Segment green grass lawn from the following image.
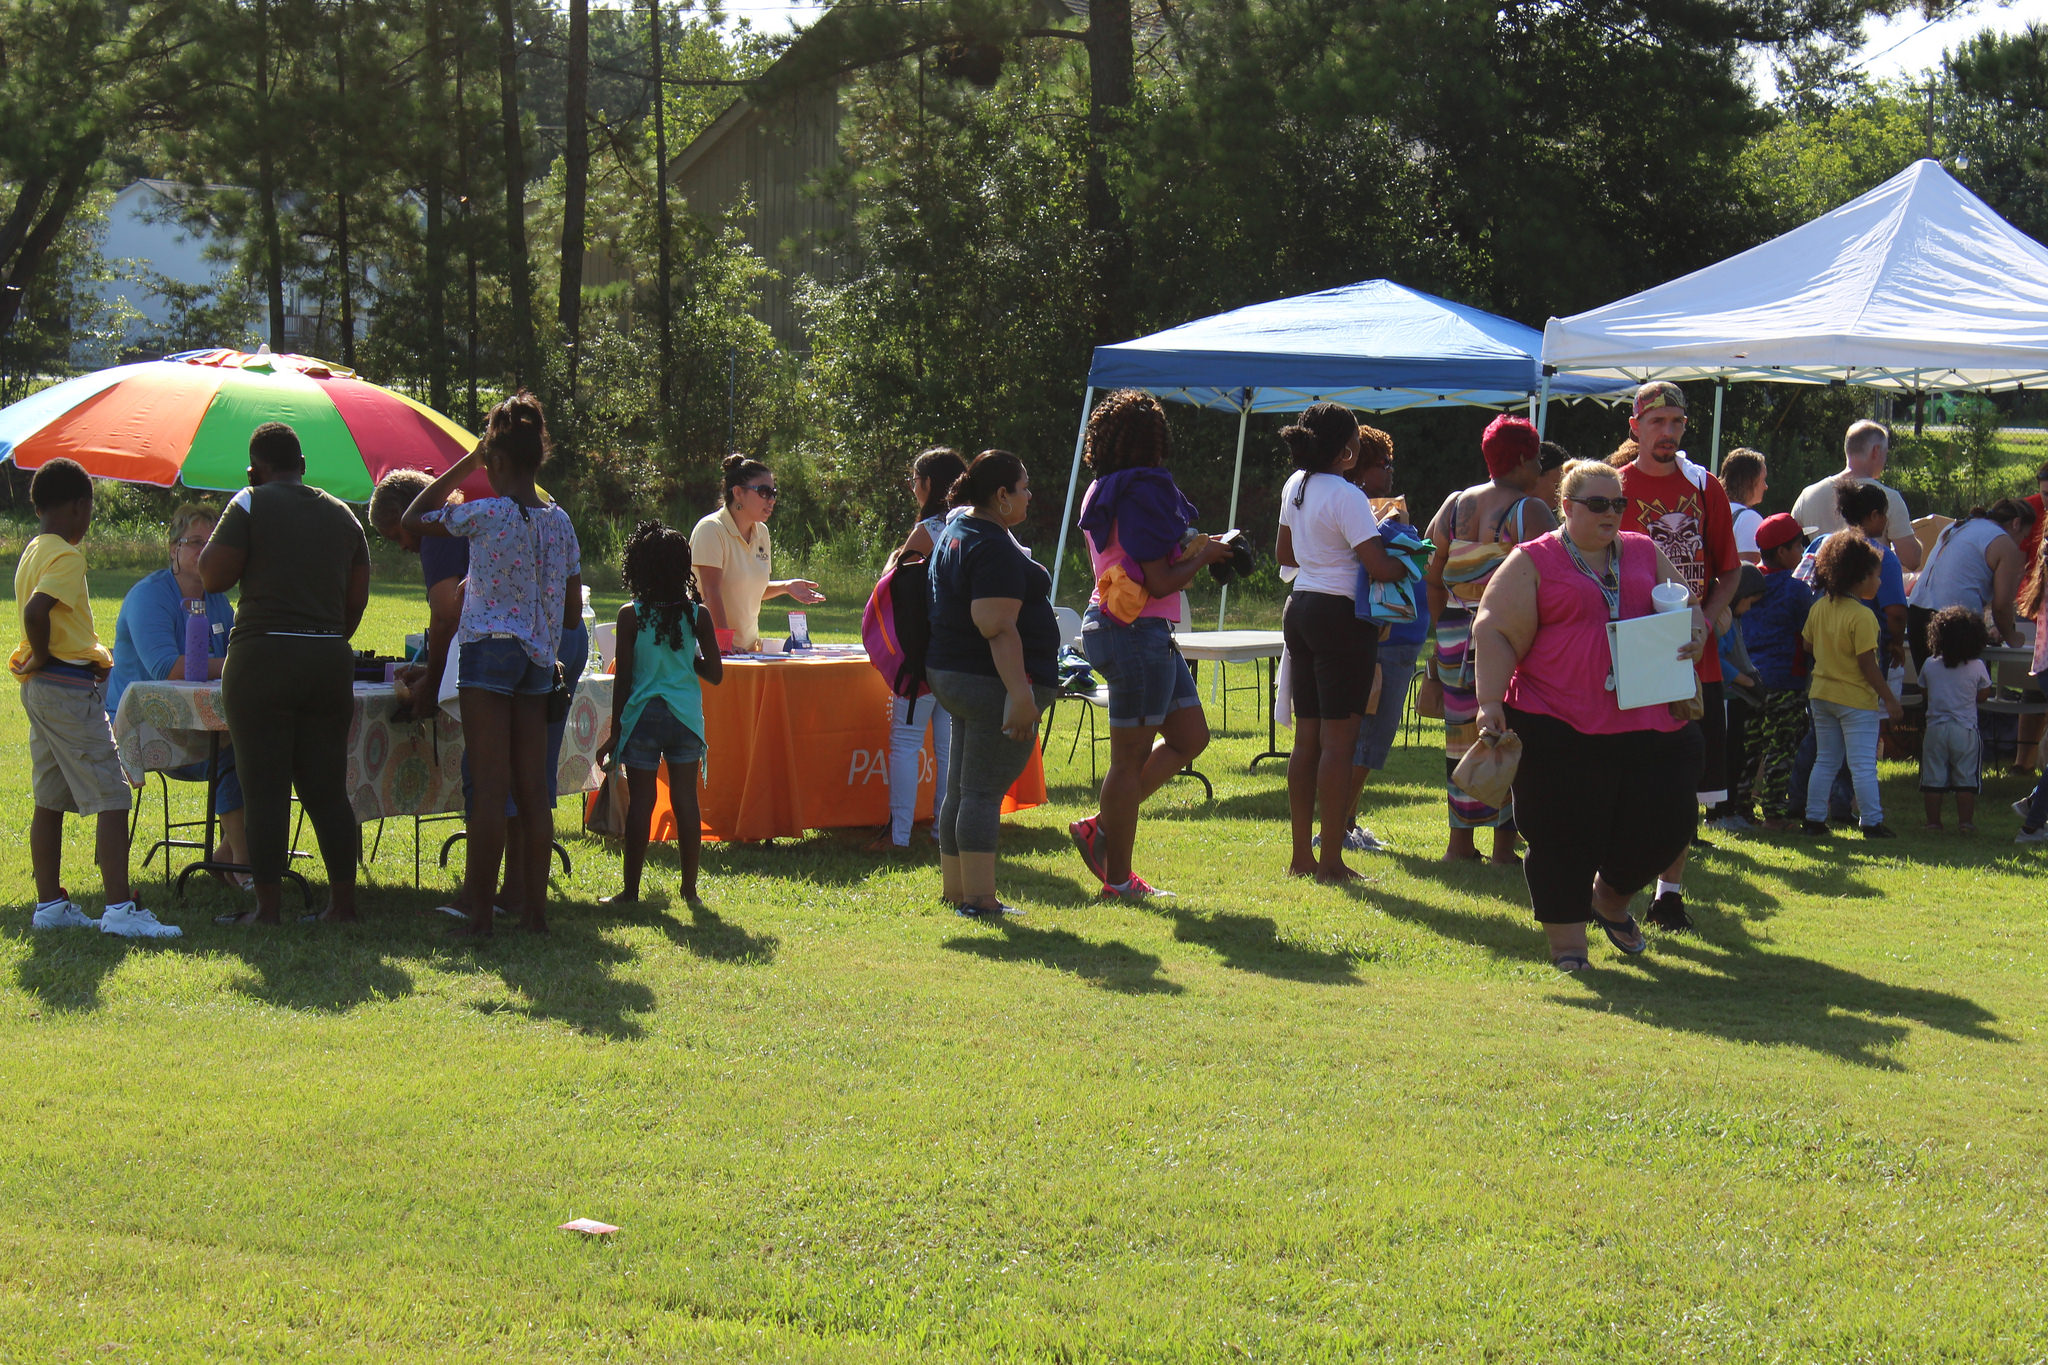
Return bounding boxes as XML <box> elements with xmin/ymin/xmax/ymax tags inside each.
<box><xmin>3</xmin><ymin>574</ymin><xmax>2046</xmax><ymax>1361</ymax></box>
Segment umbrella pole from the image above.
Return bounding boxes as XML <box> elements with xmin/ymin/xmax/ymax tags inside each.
<box><xmin>1049</xmin><ymin>386</ymin><xmax>1095</xmax><ymax>609</ymax></box>
<box><xmin>1218</xmin><ymin>396</ymin><xmax>1250</xmax><ymax>631</ymax></box>
<box><xmin>1710</xmin><ymin>379</ymin><xmax>1726</xmax><ymax>472</ymax></box>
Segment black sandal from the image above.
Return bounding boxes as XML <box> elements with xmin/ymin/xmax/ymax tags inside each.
<box><xmin>1591</xmin><ymin>909</ymin><xmax>1646</xmax><ymax>955</ymax></box>
<box><xmin>1551</xmin><ymin>953</ymin><xmax>1591</xmax><ymax>972</ymax></box>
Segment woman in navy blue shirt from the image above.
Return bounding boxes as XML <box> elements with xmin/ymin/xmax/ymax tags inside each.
<box><xmin>925</xmin><ymin>450</ymin><xmax>1060</xmax><ymax>917</ymax></box>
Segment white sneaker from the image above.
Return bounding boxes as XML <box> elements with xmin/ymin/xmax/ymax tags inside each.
<box><xmin>2014</xmin><ymin>798</ymin><xmax>2035</xmax><ymax>824</ymax></box>
<box><xmin>2016</xmin><ymin>827</ymin><xmax>2048</xmax><ymax>845</ymax></box>
<box><xmin>99</xmin><ymin>902</ymin><xmax>183</xmax><ymax>939</ymax></box>
<box><xmin>1343</xmin><ymin>826</ymin><xmax>1391</xmax><ymax>852</ymax></box>
<box><xmin>30</xmin><ymin>899</ymin><xmax>97</xmax><ymax>930</ymax></box>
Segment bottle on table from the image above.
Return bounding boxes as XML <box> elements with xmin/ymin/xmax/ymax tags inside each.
<box><xmin>183</xmin><ymin>597</ymin><xmax>210</xmax><ymax>684</ymax></box>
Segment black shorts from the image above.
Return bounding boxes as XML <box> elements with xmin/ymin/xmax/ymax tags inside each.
<box><xmin>1507</xmin><ymin>706</ymin><xmax>1704</xmax><ymax>924</ymax></box>
<box><xmin>1696</xmin><ymin>679</ymin><xmax>1726</xmax><ymax>804</ymax></box>
<box><xmin>1283</xmin><ymin>590</ymin><xmax>1378</xmax><ymax>721</ymax></box>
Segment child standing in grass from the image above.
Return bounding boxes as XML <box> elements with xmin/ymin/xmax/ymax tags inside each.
<box><xmin>1800</xmin><ymin>531</ymin><xmax>1902</xmax><ymax>840</ymax></box>
<box><xmin>11</xmin><ymin>458</ymin><xmax>179</xmax><ymax>938</ymax></box>
<box><xmin>403</xmin><ymin>393</ymin><xmax>582</xmax><ymax>937</ymax></box>
<box><xmin>1743</xmin><ymin>515</ymin><xmax>1816</xmax><ymax>829</ymax></box>
<box><xmin>1918</xmin><ymin>606</ymin><xmax>1991</xmax><ymax>833</ymax></box>
<box><xmin>595</xmin><ymin>520</ymin><xmax>723</xmax><ymax>905</ymax></box>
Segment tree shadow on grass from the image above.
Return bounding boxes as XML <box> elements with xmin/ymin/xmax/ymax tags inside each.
<box><xmin>1361</xmin><ymin>878</ymin><xmax>2009</xmax><ymax>1070</ymax></box>
<box><xmin>943</xmin><ymin>920</ymin><xmax>1183</xmax><ymax>995</ymax></box>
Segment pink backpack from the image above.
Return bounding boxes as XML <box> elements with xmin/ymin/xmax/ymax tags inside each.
<box><xmin>861</xmin><ymin>552</ymin><xmax>932</xmax><ymax>699</ymax></box>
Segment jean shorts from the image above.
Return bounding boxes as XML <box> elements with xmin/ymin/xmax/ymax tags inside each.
<box><xmin>621</xmin><ymin>697</ymin><xmax>706</xmax><ymax>771</ymax></box>
<box><xmin>1079</xmin><ymin>608</ymin><xmax>1200</xmax><ymax>728</ymax></box>
<box><xmin>458</xmin><ymin>634</ymin><xmax>553</xmax><ymax>696</ymax></box>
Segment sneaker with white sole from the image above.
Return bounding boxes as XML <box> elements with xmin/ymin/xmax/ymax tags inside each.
<box><xmin>1100</xmin><ymin>874</ymin><xmax>1175</xmax><ymax>900</ymax></box>
<box><xmin>1344</xmin><ymin>825</ymin><xmax>1391</xmax><ymax>852</ymax></box>
<box><xmin>2015</xmin><ymin>798</ymin><xmax>2038</xmax><ymax>826</ymax></box>
<box><xmin>99</xmin><ymin>902</ymin><xmax>182</xmax><ymax>939</ymax></box>
<box><xmin>2016</xmin><ymin>827</ymin><xmax>2048</xmax><ymax>845</ymax></box>
<box><xmin>30</xmin><ymin>899</ymin><xmax>97</xmax><ymax>930</ymax></box>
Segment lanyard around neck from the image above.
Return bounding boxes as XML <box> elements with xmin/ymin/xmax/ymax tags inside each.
<box><xmin>1558</xmin><ymin>530</ymin><xmax>1622</xmax><ymax>622</ymax></box>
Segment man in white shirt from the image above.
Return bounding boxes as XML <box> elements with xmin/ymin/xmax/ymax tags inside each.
<box><xmin>1789</xmin><ymin>420</ymin><xmax>1921</xmax><ymax>571</ymax></box>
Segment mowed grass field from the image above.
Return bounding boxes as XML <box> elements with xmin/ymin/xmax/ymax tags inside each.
<box><xmin>2</xmin><ymin>570</ymin><xmax>2046</xmax><ymax>1362</ymax></box>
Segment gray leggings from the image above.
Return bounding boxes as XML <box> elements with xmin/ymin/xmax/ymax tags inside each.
<box><xmin>926</xmin><ymin>667</ymin><xmax>1054</xmax><ymax>857</ymax></box>
<box><xmin>221</xmin><ymin>634</ymin><xmax>360</xmax><ymax>886</ymax></box>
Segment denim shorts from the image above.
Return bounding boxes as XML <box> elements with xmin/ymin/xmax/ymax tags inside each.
<box><xmin>621</xmin><ymin>697</ymin><xmax>706</xmax><ymax>771</ymax></box>
<box><xmin>1079</xmin><ymin>608</ymin><xmax>1199</xmax><ymax>728</ymax></box>
<box><xmin>458</xmin><ymin>634</ymin><xmax>553</xmax><ymax>696</ymax></box>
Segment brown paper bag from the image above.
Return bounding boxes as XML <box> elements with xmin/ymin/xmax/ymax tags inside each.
<box><xmin>1414</xmin><ymin>666</ymin><xmax>1444</xmax><ymax>720</ymax></box>
<box><xmin>1451</xmin><ymin>729</ymin><xmax>1522</xmax><ymax>809</ymax></box>
<box><xmin>586</xmin><ymin>766</ymin><xmax>632</xmax><ymax>839</ymax></box>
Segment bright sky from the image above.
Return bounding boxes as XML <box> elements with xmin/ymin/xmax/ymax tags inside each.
<box><xmin>714</xmin><ymin>0</ymin><xmax>2048</xmax><ymax>86</ymax></box>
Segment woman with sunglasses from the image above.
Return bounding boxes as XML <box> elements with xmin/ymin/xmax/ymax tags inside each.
<box><xmin>690</xmin><ymin>454</ymin><xmax>826</xmax><ymax>653</ymax></box>
<box><xmin>1470</xmin><ymin>460</ymin><xmax>1705</xmax><ymax>971</ymax></box>
<box><xmin>106</xmin><ymin>502</ymin><xmax>248</xmax><ymax>878</ymax></box>
<box><xmin>1422</xmin><ymin>415</ymin><xmax>1554</xmax><ymax>866</ymax></box>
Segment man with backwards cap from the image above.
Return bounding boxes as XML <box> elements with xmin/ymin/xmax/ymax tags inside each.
<box><xmin>1612</xmin><ymin>381</ymin><xmax>1742</xmax><ymax>931</ymax></box>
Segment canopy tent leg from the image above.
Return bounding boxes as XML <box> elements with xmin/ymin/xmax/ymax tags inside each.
<box><xmin>1217</xmin><ymin>397</ymin><xmax>1251</xmax><ymax>630</ymax></box>
<box><xmin>1709</xmin><ymin>380</ymin><xmax>1726</xmax><ymax>472</ymax></box>
<box><xmin>1535</xmin><ymin>369</ymin><xmax>1553</xmax><ymax>439</ymax></box>
<box><xmin>1048</xmin><ymin>386</ymin><xmax>1095</xmax><ymax>609</ymax></box>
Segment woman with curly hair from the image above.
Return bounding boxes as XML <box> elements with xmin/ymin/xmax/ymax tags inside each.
<box><xmin>1066</xmin><ymin>390</ymin><xmax>1234</xmax><ymax>898</ymax></box>
<box><xmin>595</xmin><ymin>520</ymin><xmax>724</xmax><ymax>904</ymax></box>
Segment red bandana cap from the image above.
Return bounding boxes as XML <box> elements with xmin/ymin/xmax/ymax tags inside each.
<box><xmin>1481</xmin><ymin>414</ymin><xmax>1541</xmax><ymax>478</ymax></box>
<box><xmin>1633</xmin><ymin>381</ymin><xmax>1687</xmax><ymax>417</ymax></box>
<box><xmin>1754</xmin><ymin>512</ymin><xmax>1806</xmax><ymax>554</ymax></box>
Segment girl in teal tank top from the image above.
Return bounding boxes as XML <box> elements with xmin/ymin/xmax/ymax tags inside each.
<box><xmin>596</xmin><ymin>521</ymin><xmax>724</xmax><ymax>903</ymax></box>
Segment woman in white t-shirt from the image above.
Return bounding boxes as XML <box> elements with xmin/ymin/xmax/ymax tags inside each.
<box><xmin>1276</xmin><ymin>402</ymin><xmax>1406</xmax><ymax>883</ymax></box>
<box><xmin>1722</xmin><ymin>448</ymin><xmax>1767</xmax><ymax>564</ymax></box>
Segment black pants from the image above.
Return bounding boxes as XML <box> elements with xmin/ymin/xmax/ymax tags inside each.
<box><xmin>1695</xmin><ymin>679</ymin><xmax>1727</xmax><ymax>805</ymax></box>
<box><xmin>222</xmin><ymin>634</ymin><xmax>360</xmax><ymax>886</ymax></box>
<box><xmin>1715</xmin><ymin>691</ymin><xmax>1756</xmax><ymax>816</ymax></box>
<box><xmin>1282</xmin><ymin>590</ymin><xmax>1378</xmax><ymax>720</ymax></box>
<box><xmin>1508</xmin><ymin>706</ymin><xmax>1703</xmax><ymax>924</ymax></box>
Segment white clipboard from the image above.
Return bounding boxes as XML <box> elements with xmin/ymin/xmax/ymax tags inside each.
<box><xmin>1606</xmin><ymin>611</ymin><xmax>1695</xmax><ymax>709</ymax></box>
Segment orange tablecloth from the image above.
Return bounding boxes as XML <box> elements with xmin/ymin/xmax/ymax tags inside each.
<box><xmin>626</xmin><ymin>653</ymin><xmax>1046</xmax><ymax>843</ymax></box>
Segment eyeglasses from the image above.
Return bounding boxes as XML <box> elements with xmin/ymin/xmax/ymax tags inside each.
<box><xmin>747</xmin><ymin>484</ymin><xmax>779</xmax><ymax>499</ymax></box>
<box><xmin>1568</xmin><ymin>496</ymin><xmax>1629</xmax><ymax>515</ymax></box>
<box><xmin>172</xmin><ymin>537</ymin><xmax>208</xmax><ymax>548</ymax></box>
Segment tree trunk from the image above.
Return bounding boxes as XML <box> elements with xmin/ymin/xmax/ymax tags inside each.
<box><xmin>0</xmin><ymin>160</ymin><xmax>95</xmax><ymax>337</ymax></box>
<box><xmin>1084</xmin><ymin>0</ymin><xmax>1134</xmax><ymax>347</ymax></box>
<box><xmin>495</xmin><ymin>0</ymin><xmax>537</xmax><ymax>386</ymax></box>
<box><xmin>335</xmin><ymin>0</ymin><xmax>355</xmax><ymax>368</ymax></box>
<box><xmin>423</xmin><ymin>0</ymin><xmax>450</xmax><ymax>413</ymax></box>
<box><xmin>560</xmin><ymin>0</ymin><xmax>588</xmax><ymax>397</ymax></box>
<box><xmin>256</xmin><ymin>0</ymin><xmax>286</xmax><ymax>350</ymax></box>
<box><xmin>0</xmin><ymin>176</ymin><xmax>53</xmax><ymax>281</ymax></box>
<box><xmin>649</xmin><ymin>0</ymin><xmax>673</xmax><ymax>421</ymax></box>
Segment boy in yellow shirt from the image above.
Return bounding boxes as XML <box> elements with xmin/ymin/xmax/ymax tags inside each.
<box><xmin>11</xmin><ymin>459</ymin><xmax>180</xmax><ymax>937</ymax></box>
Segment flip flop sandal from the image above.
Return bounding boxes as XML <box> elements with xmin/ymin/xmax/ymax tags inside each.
<box><xmin>1591</xmin><ymin>910</ymin><xmax>1647</xmax><ymax>955</ymax></box>
<box><xmin>1551</xmin><ymin>953</ymin><xmax>1591</xmax><ymax>972</ymax></box>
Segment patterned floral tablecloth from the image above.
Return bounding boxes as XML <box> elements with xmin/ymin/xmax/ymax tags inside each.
<box><xmin>113</xmin><ymin>678</ymin><xmax>614</xmax><ymax>823</ymax></box>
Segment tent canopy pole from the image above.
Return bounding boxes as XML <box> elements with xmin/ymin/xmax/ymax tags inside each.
<box><xmin>1048</xmin><ymin>386</ymin><xmax>1096</xmax><ymax>608</ymax></box>
<box><xmin>1709</xmin><ymin>379</ymin><xmax>1727</xmax><ymax>471</ymax></box>
<box><xmin>1218</xmin><ymin>394</ymin><xmax>1251</xmax><ymax>629</ymax></box>
<box><xmin>1536</xmin><ymin>367</ymin><xmax>1553</xmax><ymax>438</ymax></box>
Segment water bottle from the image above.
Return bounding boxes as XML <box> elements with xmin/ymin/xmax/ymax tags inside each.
<box><xmin>580</xmin><ymin>585</ymin><xmax>598</xmax><ymax>666</ymax></box>
<box><xmin>183</xmin><ymin>598</ymin><xmax>210</xmax><ymax>683</ymax></box>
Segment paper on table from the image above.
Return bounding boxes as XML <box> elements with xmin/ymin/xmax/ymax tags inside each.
<box><xmin>1606</xmin><ymin>611</ymin><xmax>1695</xmax><ymax>710</ymax></box>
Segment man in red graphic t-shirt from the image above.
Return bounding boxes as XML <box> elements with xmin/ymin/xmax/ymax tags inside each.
<box><xmin>1612</xmin><ymin>381</ymin><xmax>1741</xmax><ymax>933</ymax></box>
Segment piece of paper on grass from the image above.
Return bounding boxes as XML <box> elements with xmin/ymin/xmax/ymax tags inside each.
<box><xmin>559</xmin><ymin>1217</ymin><xmax>619</xmax><ymax>1235</ymax></box>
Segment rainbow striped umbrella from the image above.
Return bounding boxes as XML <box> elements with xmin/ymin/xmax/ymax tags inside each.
<box><xmin>0</xmin><ymin>347</ymin><xmax>490</xmax><ymax>503</ymax></box>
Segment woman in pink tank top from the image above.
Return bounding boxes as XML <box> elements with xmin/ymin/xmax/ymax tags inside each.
<box><xmin>1470</xmin><ymin>460</ymin><xmax>1708</xmax><ymax>971</ymax></box>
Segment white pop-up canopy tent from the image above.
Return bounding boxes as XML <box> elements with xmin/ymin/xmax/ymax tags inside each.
<box><xmin>1539</xmin><ymin>159</ymin><xmax>2048</xmax><ymax>462</ymax></box>
<box><xmin>1051</xmin><ymin>279</ymin><xmax>1622</xmax><ymax>609</ymax></box>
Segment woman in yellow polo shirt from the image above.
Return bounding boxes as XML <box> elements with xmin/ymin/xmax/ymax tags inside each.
<box><xmin>689</xmin><ymin>455</ymin><xmax>825</xmax><ymax>651</ymax></box>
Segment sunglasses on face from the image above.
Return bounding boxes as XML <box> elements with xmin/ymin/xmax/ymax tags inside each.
<box><xmin>747</xmin><ymin>484</ymin><xmax>779</xmax><ymax>499</ymax></box>
<box><xmin>1569</xmin><ymin>496</ymin><xmax>1629</xmax><ymax>515</ymax></box>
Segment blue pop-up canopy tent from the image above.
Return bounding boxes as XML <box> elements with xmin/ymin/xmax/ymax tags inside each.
<box><xmin>1051</xmin><ymin>279</ymin><xmax>1625</xmax><ymax>609</ymax></box>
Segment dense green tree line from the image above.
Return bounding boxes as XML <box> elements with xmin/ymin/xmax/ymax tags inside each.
<box><xmin>4</xmin><ymin>0</ymin><xmax>2045</xmax><ymax>543</ymax></box>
